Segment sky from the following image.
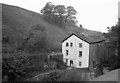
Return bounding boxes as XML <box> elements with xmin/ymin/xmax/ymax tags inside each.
<box><xmin>1</xmin><ymin>0</ymin><xmax>120</xmax><ymax>32</ymax></box>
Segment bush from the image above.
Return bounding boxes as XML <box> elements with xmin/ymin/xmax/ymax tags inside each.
<box><xmin>2</xmin><ymin>54</ymin><xmax>32</xmax><ymax>81</ymax></box>
<box><xmin>101</xmin><ymin>55</ymin><xmax>120</xmax><ymax>71</ymax></box>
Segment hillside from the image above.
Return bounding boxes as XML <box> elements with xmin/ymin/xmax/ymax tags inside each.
<box><xmin>2</xmin><ymin>4</ymin><xmax>105</xmax><ymax>55</ymax></box>
<box><xmin>2</xmin><ymin>4</ymin><xmax>69</xmax><ymax>54</ymax></box>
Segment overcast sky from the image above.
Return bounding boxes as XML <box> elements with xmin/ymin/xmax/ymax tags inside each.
<box><xmin>1</xmin><ymin>0</ymin><xmax>119</xmax><ymax>32</ymax></box>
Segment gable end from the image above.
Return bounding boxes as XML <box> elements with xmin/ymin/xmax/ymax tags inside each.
<box><xmin>61</xmin><ymin>33</ymin><xmax>90</xmax><ymax>44</ymax></box>
<box><xmin>62</xmin><ymin>33</ymin><xmax>105</xmax><ymax>44</ymax></box>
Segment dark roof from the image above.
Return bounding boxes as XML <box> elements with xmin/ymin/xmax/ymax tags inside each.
<box><xmin>62</xmin><ymin>33</ymin><xmax>106</xmax><ymax>44</ymax></box>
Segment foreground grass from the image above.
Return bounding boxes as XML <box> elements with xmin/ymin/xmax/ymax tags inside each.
<box><xmin>27</xmin><ymin>68</ymin><xmax>90</xmax><ymax>81</ymax></box>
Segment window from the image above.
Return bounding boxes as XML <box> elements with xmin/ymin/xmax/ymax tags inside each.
<box><xmin>79</xmin><ymin>61</ymin><xmax>82</xmax><ymax>66</ymax></box>
<box><xmin>70</xmin><ymin>60</ymin><xmax>73</xmax><ymax>66</ymax></box>
<box><xmin>70</xmin><ymin>43</ymin><xmax>73</xmax><ymax>47</ymax></box>
<box><xmin>66</xmin><ymin>50</ymin><xmax>69</xmax><ymax>55</ymax></box>
<box><xmin>93</xmin><ymin>61</ymin><xmax>96</xmax><ymax>68</ymax></box>
<box><xmin>66</xmin><ymin>59</ymin><xmax>68</xmax><ymax>64</ymax></box>
<box><xmin>79</xmin><ymin>43</ymin><xmax>82</xmax><ymax>47</ymax></box>
<box><xmin>66</xmin><ymin>42</ymin><xmax>69</xmax><ymax>47</ymax></box>
<box><xmin>79</xmin><ymin>51</ymin><xmax>82</xmax><ymax>57</ymax></box>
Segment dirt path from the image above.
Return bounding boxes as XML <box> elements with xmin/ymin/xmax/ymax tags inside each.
<box><xmin>26</xmin><ymin>69</ymin><xmax>59</xmax><ymax>81</ymax></box>
<box><xmin>32</xmin><ymin>70</ymin><xmax>56</xmax><ymax>78</ymax></box>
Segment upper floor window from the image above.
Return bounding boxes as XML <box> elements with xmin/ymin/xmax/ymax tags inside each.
<box><xmin>79</xmin><ymin>43</ymin><xmax>82</xmax><ymax>47</ymax></box>
<box><xmin>70</xmin><ymin>43</ymin><xmax>73</xmax><ymax>47</ymax></box>
<box><xmin>79</xmin><ymin>51</ymin><xmax>82</xmax><ymax>57</ymax></box>
<box><xmin>66</xmin><ymin>42</ymin><xmax>69</xmax><ymax>47</ymax></box>
<box><xmin>79</xmin><ymin>61</ymin><xmax>82</xmax><ymax>66</ymax></box>
<box><xmin>66</xmin><ymin>50</ymin><xmax>69</xmax><ymax>55</ymax></box>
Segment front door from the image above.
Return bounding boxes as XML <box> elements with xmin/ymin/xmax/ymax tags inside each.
<box><xmin>70</xmin><ymin>60</ymin><xmax>73</xmax><ymax>66</ymax></box>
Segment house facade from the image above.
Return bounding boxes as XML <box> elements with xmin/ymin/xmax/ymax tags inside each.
<box><xmin>62</xmin><ymin>33</ymin><xmax>106</xmax><ymax>71</ymax></box>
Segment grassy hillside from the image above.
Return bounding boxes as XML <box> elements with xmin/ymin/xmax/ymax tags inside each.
<box><xmin>2</xmin><ymin>4</ymin><xmax>69</xmax><ymax>54</ymax></box>
<box><xmin>2</xmin><ymin>4</ymin><xmax>105</xmax><ymax>55</ymax></box>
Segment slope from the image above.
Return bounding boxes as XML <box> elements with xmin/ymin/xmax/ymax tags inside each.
<box><xmin>2</xmin><ymin>3</ymin><xmax>105</xmax><ymax>55</ymax></box>
<box><xmin>2</xmin><ymin>4</ymin><xmax>68</xmax><ymax>53</ymax></box>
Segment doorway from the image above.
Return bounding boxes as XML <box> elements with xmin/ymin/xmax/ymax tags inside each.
<box><xmin>70</xmin><ymin>60</ymin><xmax>73</xmax><ymax>66</ymax></box>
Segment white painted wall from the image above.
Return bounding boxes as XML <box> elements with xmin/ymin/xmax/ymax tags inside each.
<box><xmin>62</xmin><ymin>35</ymin><xmax>76</xmax><ymax>66</ymax></box>
<box><xmin>62</xmin><ymin>34</ymin><xmax>89</xmax><ymax>68</ymax></box>
<box><xmin>75</xmin><ymin>36</ymin><xmax>89</xmax><ymax>68</ymax></box>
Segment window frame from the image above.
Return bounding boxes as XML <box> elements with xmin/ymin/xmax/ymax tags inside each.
<box><xmin>79</xmin><ymin>43</ymin><xmax>82</xmax><ymax>48</ymax></box>
<box><xmin>79</xmin><ymin>61</ymin><xmax>82</xmax><ymax>66</ymax></box>
<box><xmin>93</xmin><ymin>61</ymin><xmax>96</xmax><ymax>68</ymax></box>
<box><xmin>70</xmin><ymin>42</ymin><xmax>73</xmax><ymax>47</ymax></box>
<box><xmin>66</xmin><ymin>50</ymin><xmax>69</xmax><ymax>55</ymax></box>
<box><xmin>79</xmin><ymin>51</ymin><xmax>82</xmax><ymax>57</ymax></box>
<box><xmin>66</xmin><ymin>59</ymin><xmax>68</xmax><ymax>64</ymax></box>
<box><xmin>66</xmin><ymin>42</ymin><xmax>69</xmax><ymax>47</ymax></box>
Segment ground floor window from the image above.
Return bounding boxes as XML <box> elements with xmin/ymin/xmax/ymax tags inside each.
<box><xmin>66</xmin><ymin>50</ymin><xmax>69</xmax><ymax>55</ymax></box>
<box><xmin>65</xmin><ymin>59</ymin><xmax>68</xmax><ymax>64</ymax></box>
<box><xmin>93</xmin><ymin>61</ymin><xmax>96</xmax><ymax>68</ymax></box>
<box><xmin>79</xmin><ymin>61</ymin><xmax>82</xmax><ymax>66</ymax></box>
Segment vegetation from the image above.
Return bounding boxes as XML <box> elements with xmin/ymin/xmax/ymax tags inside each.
<box><xmin>2</xmin><ymin>4</ymin><xmax>68</xmax><ymax>81</ymax></box>
<box><xmin>2</xmin><ymin>31</ymin><xmax>34</xmax><ymax>81</ymax></box>
<box><xmin>41</xmin><ymin>2</ymin><xmax>78</xmax><ymax>28</ymax></box>
<box><xmin>2</xmin><ymin>4</ymin><xmax>68</xmax><ymax>54</ymax></box>
<box><xmin>2</xmin><ymin>55</ymin><xmax>31</xmax><ymax>81</ymax></box>
<box><xmin>2</xmin><ymin>3</ymin><xmax>109</xmax><ymax>81</ymax></box>
<box><xmin>29</xmin><ymin>68</ymin><xmax>90</xmax><ymax>81</ymax></box>
<box><xmin>102</xmin><ymin>20</ymin><xmax>120</xmax><ymax>70</ymax></box>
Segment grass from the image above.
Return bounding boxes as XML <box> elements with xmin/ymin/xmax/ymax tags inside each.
<box><xmin>2</xmin><ymin>3</ymin><xmax>68</xmax><ymax>53</ymax></box>
<box><xmin>27</xmin><ymin>68</ymin><xmax>91</xmax><ymax>81</ymax></box>
<box><xmin>2</xmin><ymin>3</ymin><xmax>105</xmax><ymax>54</ymax></box>
<box><xmin>60</xmin><ymin>68</ymin><xmax>92</xmax><ymax>81</ymax></box>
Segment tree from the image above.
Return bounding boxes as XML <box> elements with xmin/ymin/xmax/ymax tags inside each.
<box><xmin>41</xmin><ymin>2</ymin><xmax>55</xmax><ymax>21</ymax></box>
<box><xmin>107</xmin><ymin>24</ymin><xmax>119</xmax><ymax>55</ymax></box>
<box><xmin>102</xmin><ymin>21</ymin><xmax>120</xmax><ymax>70</ymax></box>
<box><xmin>79</xmin><ymin>24</ymin><xmax>83</xmax><ymax>28</ymax></box>
<box><xmin>2</xmin><ymin>31</ymin><xmax>34</xmax><ymax>81</ymax></box>
<box><xmin>54</xmin><ymin>5</ymin><xmax>66</xmax><ymax>26</ymax></box>
<box><xmin>63</xmin><ymin>6</ymin><xmax>77</xmax><ymax>27</ymax></box>
<box><xmin>41</xmin><ymin>2</ymin><xmax>78</xmax><ymax>28</ymax></box>
<box><xmin>2</xmin><ymin>55</ymin><xmax>31</xmax><ymax>81</ymax></box>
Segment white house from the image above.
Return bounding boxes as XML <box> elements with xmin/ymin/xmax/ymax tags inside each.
<box><xmin>62</xmin><ymin>33</ymin><xmax>106</xmax><ymax>70</ymax></box>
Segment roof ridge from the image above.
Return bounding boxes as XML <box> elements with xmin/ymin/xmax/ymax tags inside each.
<box><xmin>62</xmin><ymin>32</ymin><xmax>105</xmax><ymax>43</ymax></box>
